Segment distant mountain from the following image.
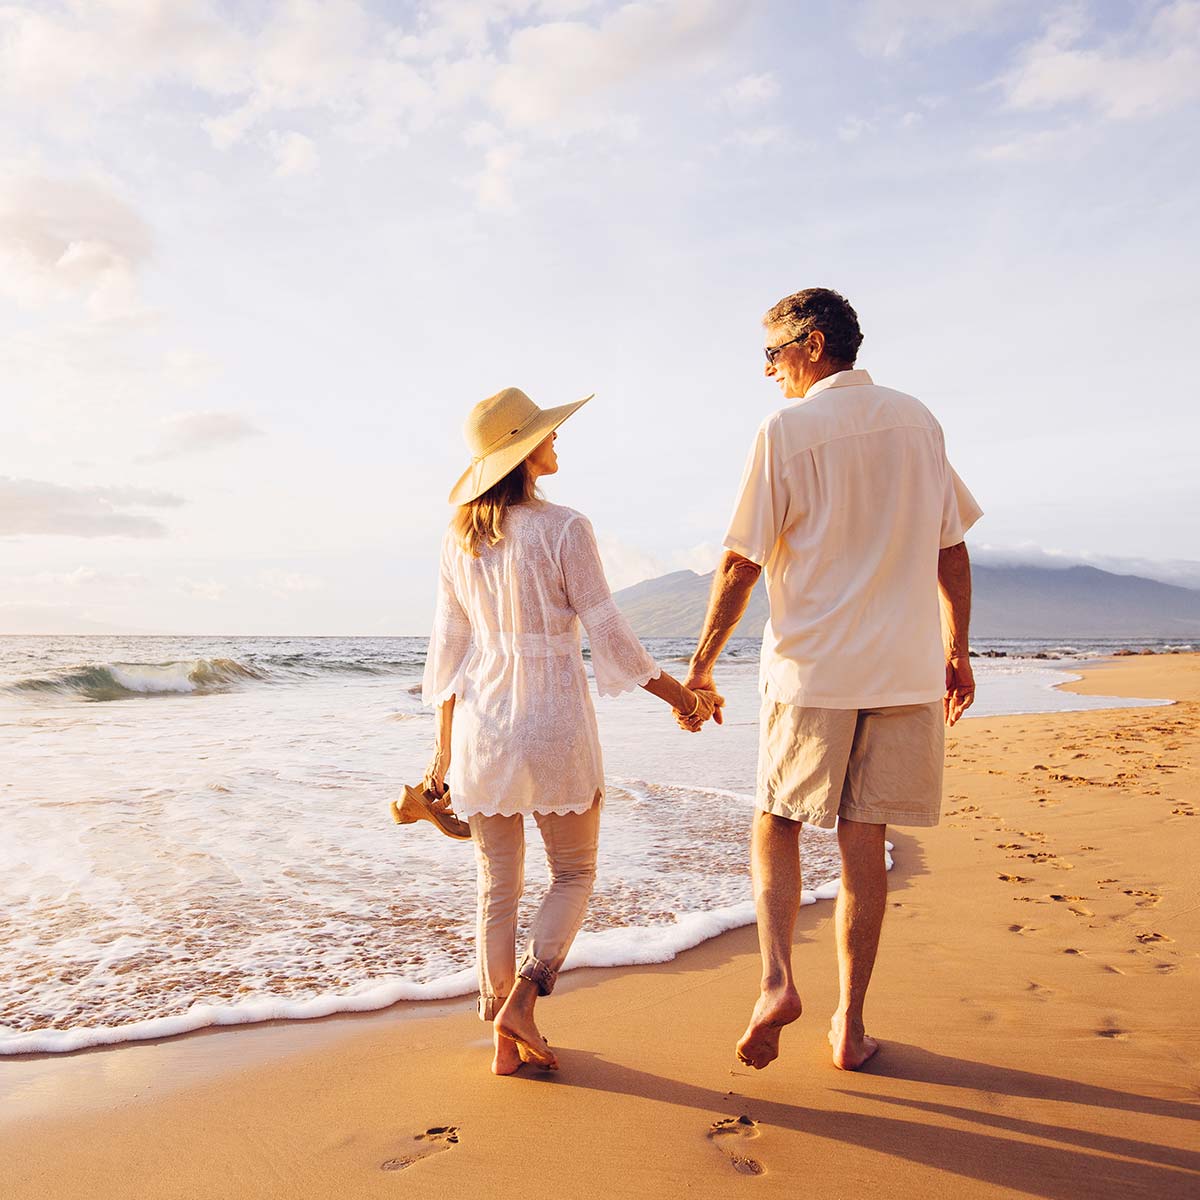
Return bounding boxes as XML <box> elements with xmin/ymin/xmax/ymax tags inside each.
<box><xmin>613</xmin><ymin>563</ymin><xmax>1200</xmax><ymax>640</ymax></box>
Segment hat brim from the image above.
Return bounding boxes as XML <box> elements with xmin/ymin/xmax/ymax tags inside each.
<box><xmin>448</xmin><ymin>394</ymin><xmax>593</xmax><ymax>505</ymax></box>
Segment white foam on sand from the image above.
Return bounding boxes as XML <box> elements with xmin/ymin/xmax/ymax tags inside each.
<box><xmin>0</xmin><ymin>842</ymin><xmax>893</xmax><ymax>1056</ymax></box>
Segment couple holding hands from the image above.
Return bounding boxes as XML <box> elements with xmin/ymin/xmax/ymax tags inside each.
<box><xmin>415</xmin><ymin>287</ymin><xmax>981</xmax><ymax>1076</ymax></box>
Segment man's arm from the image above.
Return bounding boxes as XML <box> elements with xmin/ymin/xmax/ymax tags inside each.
<box><xmin>938</xmin><ymin>541</ymin><xmax>974</xmax><ymax>726</ymax></box>
<box><xmin>684</xmin><ymin>550</ymin><xmax>763</xmax><ymax>710</ymax></box>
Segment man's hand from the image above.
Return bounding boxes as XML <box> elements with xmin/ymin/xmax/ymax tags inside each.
<box><xmin>944</xmin><ymin>654</ymin><xmax>975</xmax><ymax>727</ymax></box>
<box><xmin>676</xmin><ymin>551</ymin><xmax>760</xmax><ymax>730</ymax></box>
<box><xmin>675</xmin><ymin>674</ymin><xmax>725</xmax><ymax>732</ymax></box>
<box><xmin>422</xmin><ymin>745</ymin><xmax>451</xmax><ymax>796</ymax></box>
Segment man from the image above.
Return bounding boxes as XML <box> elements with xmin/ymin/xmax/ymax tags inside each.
<box><xmin>682</xmin><ymin>287</ymin><xmax>980</xmax><ymax>1071</ymax></box>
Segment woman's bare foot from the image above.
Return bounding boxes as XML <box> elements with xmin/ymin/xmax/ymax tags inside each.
<box><xmin>736</xmin><ymin>985</ymin><xmax>803</xmax><ymax>1069</ymax></box>
<box><xmin>828</xmin><ymin>1011</ymin><xmax>879</xmax><ymax>1070</ymax></box>
<box><xmin>495</xmin><ymin>987</ymin><xmax>558</xmax><ymax>1070</ymax></box>
<box><xmin>491</xmin><ymin>1029</ymin><xmax>522</xmax><ymax>1076</ymax></box>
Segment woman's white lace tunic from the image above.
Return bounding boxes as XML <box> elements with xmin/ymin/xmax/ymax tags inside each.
<box><xmin>421</xmin><ymin>502</ymin><xmax>661</xmax><ymax>818</ymax></box>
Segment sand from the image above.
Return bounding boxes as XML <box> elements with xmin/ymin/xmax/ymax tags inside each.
<box><xmin>2</xmin><ymin>654</ymin><xmax>1197</xmax><ymax>1198</ymax></box>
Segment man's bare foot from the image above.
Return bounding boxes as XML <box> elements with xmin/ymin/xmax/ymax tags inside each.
<box><xmin>491</xmin><ymin>1030</ymin><xmax>522</xmax><ymax>1076</ymax></box>
<box><xmin>494</xmin><ymin>1008</ymin><xmax>558</xmax><ymax>1070</ymax></box>
<box><xmin>828</xmin><ymin>1012</ymin><xmax>879</xmax><ymax>1070</ymax></box>
<box><xmin>736</xmin><ymin>985</ymin><xmax>803</xmax><ymax>1069</ymax></box>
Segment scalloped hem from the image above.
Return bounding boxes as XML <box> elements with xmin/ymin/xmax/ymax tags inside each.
<box><xmin>456</xmin><ymin>795</ymin><xmax>604</xmax><ymax>819</ymax></box>
<box><xmin>594</xmin><ymin>663</ymin><xmax>662</xmax><ymax>699</ymax></box>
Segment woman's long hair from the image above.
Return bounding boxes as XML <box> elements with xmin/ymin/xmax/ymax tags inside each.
<box><xmin>454</xmin><ymin>460</ymin><xmax>539</xmax><ymax>557</ymax></box>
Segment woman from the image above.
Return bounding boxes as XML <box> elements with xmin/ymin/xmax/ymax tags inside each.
<box><xmin>421</xmin><ymin>386</ymin><xmax>719</xmax><ymax>1075</ymax></box>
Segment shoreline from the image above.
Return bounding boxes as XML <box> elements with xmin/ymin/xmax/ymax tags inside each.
<box><xmin>0</xmin><ymin>659</ymin><xmax>1188</xmax><ymax>1072</ymax></box>
<box><xmin>0</xmin><ymin>655</ymin><xmax>1167</xmax><ymax>1058</ymax></box>
<box><xmin>2</xmin><ymin>653</ymin><xmax>1198</xmax><ymax>1198</ymax></box>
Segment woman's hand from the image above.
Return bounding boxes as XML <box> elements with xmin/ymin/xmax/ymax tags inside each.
<box><xmin>674</xmin><ymin>687</ymin><xmax>724</xmax><ymax>733</ymax></box>
<box><xmin>423</xmin><ymin>745</ymin><xmax>451</xmax><ymax>797</ymax></box>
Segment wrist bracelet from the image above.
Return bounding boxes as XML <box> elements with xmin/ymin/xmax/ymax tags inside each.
<box><xmin>684</xmin><ymin>690</ymin><xmax>701</xmax><ymax>718</ymax></box>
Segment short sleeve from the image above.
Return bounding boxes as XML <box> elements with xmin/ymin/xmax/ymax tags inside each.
<box><xmin>723</xmin><ymin>417</ymin><xmax>789</xmax><ymax>566</ymax></box>
<box><xmin>421</xmin><ymin>532</ymin><xmax>473</xmax><ymax>705</ymax></box>
<box><xmin>559</xmin><ymin>515</ymin><xmax>661</xmax><ymax>698</ymax></box>
<box><xmin>940</xmin><ymin>463</ymin><xmax>983</xmax><ymax>548</ymax></box>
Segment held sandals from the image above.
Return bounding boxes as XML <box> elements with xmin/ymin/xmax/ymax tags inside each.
<box><xmin>391</xmin><ymin>783</ymin><xmax>472</xmax><ymax>841</ymax></box>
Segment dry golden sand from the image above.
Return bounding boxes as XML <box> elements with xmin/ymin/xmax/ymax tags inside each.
<box><xmin>2</xmin><ymin>655</ymin><xmax>1198</xmax><ymax>1199</ymax></box>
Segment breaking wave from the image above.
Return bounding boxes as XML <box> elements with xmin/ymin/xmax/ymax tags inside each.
<box><xmin>6</xmin><ymin>658</ymin><xmax>269</xmax><ymax>701</ymax></box>
<box><xmin>3</xmin><ymin>644</ymin><xmax>434</xmax><ymax>703</ymax></box>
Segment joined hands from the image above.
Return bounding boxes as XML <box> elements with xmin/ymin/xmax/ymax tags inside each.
<box><xmin>674</xmin><ymin>673</ymin><xmax>725</xmax><ymax>733</ymax></box>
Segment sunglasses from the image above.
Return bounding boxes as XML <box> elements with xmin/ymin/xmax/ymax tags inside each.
<box><xmin>764</xmin><ymin>332</ymin><xmax>808</xmax><ymax>364</ymax></box>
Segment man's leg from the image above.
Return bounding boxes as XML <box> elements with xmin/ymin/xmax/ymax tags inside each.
<box><xmin>829</xmin><ymin>816</ymin><xmax>887</xmax><ymax>1070</ymax></box>
<box><xmin>736</xmin><ymin>809</ymin><xmax>805</xmax><ymax>1069</ymax></box>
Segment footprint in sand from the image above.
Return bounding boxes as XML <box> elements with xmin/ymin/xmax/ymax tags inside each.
<box><xmin>381</xmin><ymin>1127</ymin><xmax>460</xmax><ymax>1172</ymax></box>
<box><xmin>1027</xmin><ymin>981</ymin><xmax>1053</xmax><ymax>1000</ymax></box>
<box><xmin>1009</xmin><ymin>923</ymin><xmax>1037</xmax><ymax>934</ymax></box>
<box><xmin>1123</xmin><ymin>888</ymin><xmax>1161</xmax><ymax>907</ymax></box>
<box><xmin>1049</xmin><ymin>894</ymin><xmax>1094</xmax><ymax>917</ymax></box>
<box><xmin>708</xmin><ymin>1116</ymin><xmax>766</xmax><ymax>1176</ymax></box>
<box><xmin>1096</xmin><ymin>1022</ymin><xmax>1129</xmax><ymax>1040</ymax></box>
<box><xmin>1135</xmin><ymin>931</ymin><xmax>1172</xmax><ymax>944</ymax></box>
<box><xmin>1026</xmin><ymin>852</ymin><xmax>1073</xmax><ymax>869</ymax></box>
<box><xmin>998</xmin><ymin>873</ymin><xmax>1033</xmax><ymax>883</ymax></box>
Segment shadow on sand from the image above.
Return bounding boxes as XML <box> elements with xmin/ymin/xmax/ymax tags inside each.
<box><xmin>536</xmin><ymin>1042</ymin><xmax>1199</xmax><ymax>1199</ymax></box>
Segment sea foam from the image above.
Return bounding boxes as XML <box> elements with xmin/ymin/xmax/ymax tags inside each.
<box><xmin>0</xmin><ymin>633</ymin><xmax>1167</xmax><ymax>1057</ymax></box>
<box><xmin>0</xmin><ymin>842</ymin><xmax>894</xmax><ymax>1056</ymax></box>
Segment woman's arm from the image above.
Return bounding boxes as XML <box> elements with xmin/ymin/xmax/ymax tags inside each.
<box><xmin>423</xmin><ymin>695</ymin><xmax>455</xmax><ymax>796</ymax></box>
<box><xmin>641</xmin><ymin>670</ymin><xmax>722</xmax><ymax>727</ymax></box>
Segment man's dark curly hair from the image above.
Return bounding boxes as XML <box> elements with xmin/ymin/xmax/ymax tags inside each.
<box><xmin>763</xmin><ymin>287</ymin><xmax>863</xmax><ymax>366</ymax></box>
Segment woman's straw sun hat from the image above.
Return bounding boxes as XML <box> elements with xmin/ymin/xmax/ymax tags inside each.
<box><xmin>449</xmin><ymin>386</ymin><xmax>592</xmax><ymax>505</ymax></box>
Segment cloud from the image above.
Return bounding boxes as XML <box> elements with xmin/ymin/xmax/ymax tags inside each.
<box><xmin>974</xmin><ymin>543</ymin><xmax>1200</xmax><ymax>591</ymax></box>
<box><xmin>0</xmin><ymin>174</ymin><xmax>153</xmax><ymax>319</ymax></box>
<box><xmin>1</xmin><ymin>1</ymin><xmax>750</xmax><ymax>208</ymax></box>
<box><xmin>0</xmin><ymin>0</ymin><xmax>246</xmax><ymax>109</ymax></box>
<box><xmin>473</xmin><ymin>143</ymin><xmax>522</xmax><ymax>213</ymax></box>
<box><xmin>837</xmin><ymin>116</ymin><xmax>875</xmax><ymax>142</ymax></box>
<box><xmin>0</xmin><ymin>602</ymin><xmax>143</xmax><ymax>635</ymax></box>
<box><xmin>602</xmin><ymin>536</ymin><xmax>1200</xmax><ymax>596</ymax></box>
<box><xmin>0</xmin><ymin>478</ymin><xmax>183</xmax><ymax>538</ymax></box>
<box><xmin>597</xmin><ymin>536</ymin><xmax>723</xmax><ymax>591</ymax></box>
<box><xmin>1001</xmin><ymin>2</ymin><xmax>1200</xmax><ymax>119</ymax></box>
<box><xmin>854</xmin><ymin>0</ymin><xmax>1018</xmax><ymax>57</ymax></box>
<box><xmin>268</xmin><ymin>130</ymin><xmax>320</xmax><ymax>176</ymax></box>
<box><xmin>492</xmin><ymin>1</ymin><xmax>744</xmax><ymax>133</ymax></box>
<box><xmin>256</xmin><ymin>569</ymin><xmax>325</xmax><ymax>595</ymax></box>
<box><xmin>976</xmin><ymin>124</ymin><xmax>1083</xmax><ymax>162</ymax></box>
<box><xmin>141</xmin><ymin>411</ymin><xmax>264</xmax><ymax>462</ymax></box>
<box><xmin>720</xmin><ymin>72</ymin><xmax>779</xmax><ymax>111</ymax></box>
<box><xmin>17</xmin><ymin>566</ymin><xmax>146</xmax><ymax>590</ymax></box>
<box><xmin>178</xmin><ymin>577</ymin><xmax>228</xmax><ymax>601</ymax></box>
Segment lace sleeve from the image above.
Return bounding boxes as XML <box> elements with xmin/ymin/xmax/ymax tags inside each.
<box><xmin>559</xmin><ymin>515</ymin><xmax>661</xmax><ymax>698</ymax></box>
<box><xmin>421</xmin><ymin>533</ymin><xmax>473</xmax><ymax>706</ymax></box>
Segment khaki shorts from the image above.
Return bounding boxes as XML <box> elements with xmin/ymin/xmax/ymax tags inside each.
<box><xmin>756</xmin><ymin>698</ymin><xmax>944</xmax><ymax>829</ymax></box>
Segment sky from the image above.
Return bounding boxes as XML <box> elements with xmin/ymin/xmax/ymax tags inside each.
<box><xmin>2</xmin><ymin>0</ymin><xmax>1199</xmax><ymax>635</ymax></box>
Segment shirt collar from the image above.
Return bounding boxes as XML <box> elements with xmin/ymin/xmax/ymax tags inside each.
<box><xmin>803</xmin><ymin>368</ymin><xmax>873</xmax><ymax>400</ymax></box>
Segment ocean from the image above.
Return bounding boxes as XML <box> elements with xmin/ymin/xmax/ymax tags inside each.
<box><xmin>0</xmin><ymin>634</ymin><xmax>1182</xmax><ymax>1055</ymax></box>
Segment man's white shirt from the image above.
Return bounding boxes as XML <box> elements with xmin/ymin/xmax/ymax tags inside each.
<box><xmin>724</xmin><ymin>369</ymin><xmax>982</xmax><ymax>709</ymax></box>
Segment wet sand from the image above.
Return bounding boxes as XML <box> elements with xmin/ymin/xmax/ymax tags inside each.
<box><xmin>2</xmin><ymin>654</ymin><xmax>1197</xmax><ymax>1198</ymax></box>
